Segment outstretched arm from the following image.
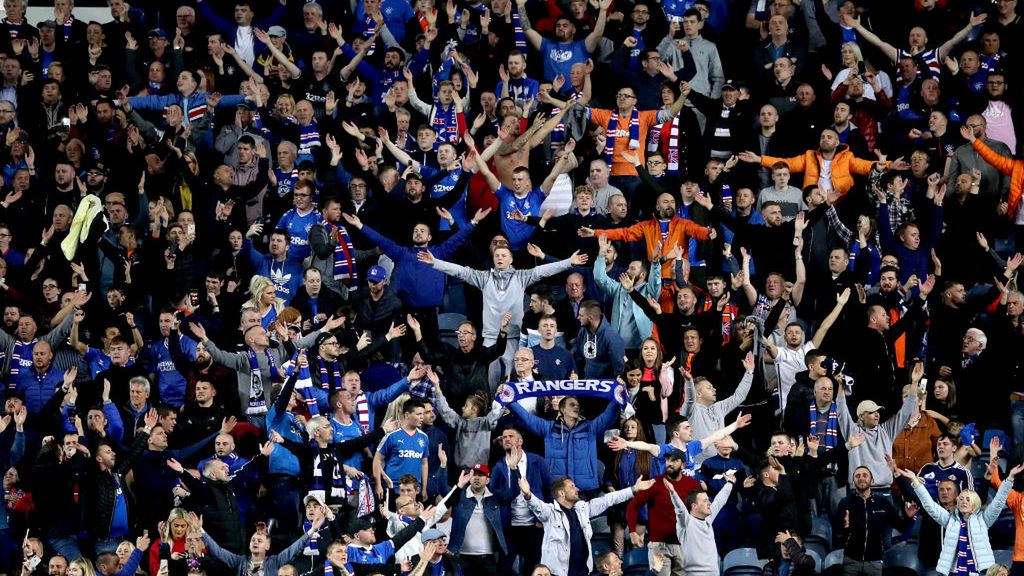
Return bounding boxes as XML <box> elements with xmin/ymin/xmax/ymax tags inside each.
<box><xmin>937</xmin><ymin>13</ymin><xmax>987</xmax><ymax>61</ymax></box>
<box><xmin>516</xmin><ymin>0</ymin><xmax>543</xmax><ymax>50</ymax></box>
<box><xmin>811</xmin><ymin>288</ymin><xmax>851</xmax><ymax>348</ymax></box>
<box><xmin>848</xmin><ymin>15</ymin><xmax>898</xmax><ymax>62</ymax></box>
<box><xmin>585</xmin><ymin>0</ymin><xmax>613</xmax><ymax>53</ymax></box>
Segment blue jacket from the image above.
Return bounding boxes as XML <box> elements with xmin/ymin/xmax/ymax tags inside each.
<box><xmin>359</xmin><ymin>223</ymin><xmax>474</xmax><ymax>308</ymax></box>
<box><xmin>491</xmin><ymin>451</ymin><xmax>551</xmax><ymax>526</ymax></box>
<box><xmin>16</xmin><ymin>367</ymin><xmax>64</xmax><ymax>413</ymax></box>
<box><xmin>127</xmin><ymin>91</ymin><xmax>245</xmax><ymax>127</ymax></box>
<box><xmin>267</xmin><ymin>371</ymin><xmax>327</xmax><ymax>476</ymax></box>
<box><xmin>572</xmin><ymin>320</ymin><xmax>626</xmax><ymax>379</ymax></box>
<box><xmin>507</xmin><ymin>401</ymin><xmax>621</xmax><ymax>491</ymax></box>
<box><xmin>447</xmin><ymin>487</ymin><xmax>510</xmax><ymax>554</ymax></box>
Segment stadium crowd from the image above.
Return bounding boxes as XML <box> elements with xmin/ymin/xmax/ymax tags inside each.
<box><xmin>0</xmin><ymin>0</ymin><xmax>1023</xmax><ymax>575</ymax></box>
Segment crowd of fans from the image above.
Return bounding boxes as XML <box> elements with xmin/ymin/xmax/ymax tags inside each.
<box><xmin>0</xmin><ymin>0</ymin><xmax>1023</xmax><ymax>575</ymax></box>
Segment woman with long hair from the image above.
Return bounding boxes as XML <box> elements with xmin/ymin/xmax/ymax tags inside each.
<box><xmin>243</xmin><ymin>275</ymin><xmax>284</xmax><ymax>329</ymax></box>
<box><xmin>606</xmin><ymin>415</ymin><xmax>657</xmax><ymax>555</ymax></box>
<box><xmin>899</xmin><ymin>463</ymin><xmax>1024</xmax><ymax>576</ymax></box>
<box><xmin>147</xmin><ymin>508</ymin><xmax>193</xmax><ymax>576</ymax></box>
<box><xmin>924</xmin><ymin>377</ymin><xmax>962</xmax><ymax>433</ymax></box>
<box><xmin>68</xmin><ymin>558</ymin><xmax>97</xmax><ymax>576</ymax></box>
<box><xmin>630</xmin><ymin>340</ymin><xmax>675</xmax><ymax>443</ymax></box>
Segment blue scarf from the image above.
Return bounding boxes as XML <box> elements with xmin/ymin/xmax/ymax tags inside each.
<box><xmin>295</xmin><ymin>363</ymin><xmax>320</xmax><ymax>416</ymax></box>
<box><xmin>605</xmin><ymin>108</ymin><xmax>640</xmax><ymax>165</ymax></box>
<box><xmin>551</xmin><ymin>90</ymin><xmax>582</xmax><ymax>149</ymax></box>
<box><xmin>513</xmin><ymin>10</ymin><xmax>526</xmax><ymax>51</ymax></box>
<box><xmin>318</xmin><ymin>358</ymin><xmax>342</xmax><ymax>391</ymax></box>
<box><xmin>809</xmin><ymin>402</ymin><xmax>839</xmax><ymax>450</ymax></box>
<box><xmin>954</xmin><ymin>519</ymin><xmax>975</xmax><ymax>576</ymax></box>
<box><xmin>323</xmin><ymin>220</ymin><xmax>357</xmax><ymax>285</ymax></box>
<box><xmin>432</xmin><ymin>101</ymin><xmax>459</xmax><ymax>146</ymax></box>
<box><xmin>496</xmin><ymin>379</ymin><xmax>628</xmax><ymax>407</ymax></box>
<box><xmin>298</xmin><ymin>122</ymin><xmax>321</xmax><ymax>161</ymax></box>
<box><xmin>302</xmin><ymin>520</ymin><xmax>321</xmax><ymax>556</ymax></box>
<box><xmin>363</xmin><ymin>15</ymin><xmax>377</xmax><ymax>55</ymax></box>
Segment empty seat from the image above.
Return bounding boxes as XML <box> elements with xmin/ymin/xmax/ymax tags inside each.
<box><xmin>822</xmin><ymin>549</ymin><xmax>845</xmax><ymax>576</ymax></box>
<box><xmin>983</xmin><ymin>429</ymin><xmax>1009</xmax><ymax>454</ymax></box>
<box><xmin>883</xmin><ymin>543</ymin><xmax>922</xmax><ymax>576</ymax></box>
<box><xmin>993</xmin><ymin>549</ymin><xmax>1013</xmax><ymax>566</ymax></box>
<box><xmin>723</xmin><ymin>548</ymin><xmax>762</xmax><ymax>576</ymax></box>
<box><xmin>623</xmin><ymin>548</ymin><xmax>649</xmax><ymax>569</ymax></box>
<box><xmin>805</xmin><ymin>548</ymin><xmax>823</xmax><ymax>573</ymax></box>
<box><xmin>437</xmin><ymin>312</ymin><xmax>468</xmax><ymax>348</ymax></box>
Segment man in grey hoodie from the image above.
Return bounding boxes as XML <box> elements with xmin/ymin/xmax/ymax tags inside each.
<box><xmin>190</xmin><ymin>511</ymin><xmax>322</xmax><ymax>576</ymax></box>
<box><xmin>835</xmin><ymin>382</ymin><xmax>917</xmax><ymax>494</ymax></box>
<box><xmin>666</xmin><ymin>472</ymin><xmax>736</xmax><ymax>576</ymax></box>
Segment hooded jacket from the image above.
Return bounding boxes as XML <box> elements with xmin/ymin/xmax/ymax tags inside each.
<box><xmin>507</xmin><ymin>400</ymin><xmax>621</xmax><ymax>491</ymax></box>
<box><xmin>760</xmin><ymin>144</ymin><xmax>889</xmax><ymax>196</ymax></box>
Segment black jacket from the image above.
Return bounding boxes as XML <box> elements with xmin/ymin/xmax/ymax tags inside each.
<box><xmin>86</xmin><ymin>431</ymin><xmax>151</xmax><ymax>540</ymax></box>
<box><xmin>418</xmin><ymin>333</ymin><xmax>507</xmax><ymax>408</ymax></box>
<box><xmin>836</xmin><ymin>491</ymin><xmax>913</xmax><ymax>561</ymax></box>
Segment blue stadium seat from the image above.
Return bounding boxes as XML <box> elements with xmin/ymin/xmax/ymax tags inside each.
<box><xmin>990</xmin><ymin>515</ymin><xmax>1015</xmax><ymax>550</ymax></box>
<box><xmin>805</xmin><ymin>548</ymin><xmax>823</xmax><ymax>573</ymax></box>
<box><xmin>723</xmin><ymin>548</ymin><xmax>762</xmax><ymax>576</ymax></box>
<box><xmin>437</xmin><ymin>312</ymin><xmax>467</xmax><ymax>348</ymax></box>
<box><xmin>804</xmin><ymin>516</ymin><xmax>832</xmax><ymax>551</ymax></box>
<box><xmin>805</xmin><ymin>542</ymin><xmax>828</xmax><ymax>567</ymax></box>
<box><xmin>982</xmin><ymin>429</ymin><xmax>1009</xmax><ymax>454</ymax></box>
<box><xmin>993</xmin><ymin>549</ymin><xmax>1013</xmax><ymax>567</ymax></box>
<box><xmin>623</xmin><ymin>548</ymin><xmax>649</xmax><ymax>569</ymax></box>
<box><xmin>883</xmin><ymin>543</ymin><xmax>922</xmax><ymax>576</ymax></box>
<box><xmin>822</xmin><ymin>549</ymin><xmax>845</xmax><ymax>576</ymax></box>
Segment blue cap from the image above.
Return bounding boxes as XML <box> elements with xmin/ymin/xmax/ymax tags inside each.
<box><xmin>367</xmin><ymin>265</ymin><xmax>387</xmax><ymax>283</ymax></box>
<box><xmin>421</xmin><ymin>529</ymin><xmax>446</xmax><ymax>542</ymax></box>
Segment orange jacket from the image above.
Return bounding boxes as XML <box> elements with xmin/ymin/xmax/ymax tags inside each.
<box><xmin>973</xmin><ymin>138</ymin><xmax>1024</xmax><ymax>219</ymax></box>
<box><xmin>761</xmin><ymin>145</ymin><xmax>885</xmax><ymax>195</ymax></box>
<box><xmin>597</xmin><ymin>217</ymin><xmax>711</xmax><ymax>279</ymax></box>
<box><xmin>990</xmin><ymin>466</ymin><xmax>1024</xmax><ymax>561</ymax></box>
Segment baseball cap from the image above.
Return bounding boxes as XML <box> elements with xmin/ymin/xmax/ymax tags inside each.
<box><xmin>39</xmin><ymin>20</ymin><xmax>57</xmax><ymax>29</ymax></box>
<box><xmin>148</xmin><ymin>28</ymin><xmax>168</xmax><ymax>39</ymax></box>
<box><xmin>268</xmin><ymin>25</ymin><xmax>288</xmax><ymax>38</ymax></box>
<box><xmin>405</xmin><ymin>171</ymin><xmax>424</xmax><ymax>183</ymax></box>
<box><xmin>348</xmin><ymin>517</ymin><xmax>374</xmax><ymax>535</ymax></box>
<box><xmin>236</xmin><ymin>101</ymin><xmax>256</xmax><ymax>111</ymax></box>
<box><xmin>722</xmin><ymin>79</ymin><xmax>741</xmax><ymax>90</ymax></box>
<box><xmin>856</xmin><ymin>400</ymin><xmax>883</xmax><ymax>416</ymax></box>
<box><xmin>665</xmin><ymin>448</ymin><xmax>687</xmax><ymax>461</ymax></box>
<box><xmin>822</xmin><ymin>356</ymin><xmax>845</xmax><ymax>377</ymax></box>
<box><xmin>421</xmin><ymin>529</ymin><xmax>446</xmax><ymax>543</ymax></box>
<box><xmin>4</xmin><ymin>389</ymin><xmax>25</xmax><ymax>402</ymax></box>
<box><xmin>471</xmin><ymin>464</ymin><xmax>491</xmax><ymax>477</ymax></box>
<box><xmin>314</xmin><ymin>331</ymin><xmax>337</xmax><ymax>349</ymax></box>
<box><xmin>303</xmin><ymin>492</ymin><xmax>326</xmax><ymax>507</ymax></box>
<box><xmin>367</xmin><ymin>265</ymin><xmax>387</xmax><ymax>284</ymax></box>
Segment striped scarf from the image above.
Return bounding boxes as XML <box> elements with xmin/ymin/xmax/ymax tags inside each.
<box><xmin>298</xmin><ymin>122</ymin><xmax>321</xmax><ymax>161</ymax></box>
<box><xmin>295</xmin><ymin>364</ymin><xmax>320</xmax><ymax>416</ymax></box>
<box><xmin>605</xmin><ymin>108</ymin><xmax>640</xmax><ymax>165</ymax></box>
<box><xmin>245</xmin><ymin>348</ymin><xmax>282</xmax><ymax>415</ymax></box>
<box><xmin>513</xmin><ymin>10</ymin><xmax>526</xmax><ymax>51</ymax></box>
<box><xmin>324</xmin><ymin>221</ymin><xmax>357</xmax><ymax>285</ymax></box>
<box><xmin>318</xmin><ymin>358</ymin><xmax>342</xmax><ymax>391</ymax></box>
<box><xmin>355</xmin><ymin>393</ymin><xmax>371</xmax><ymax>433</ymax></box>
<box><xmin>9</xmin><ymin>340</ymin><xmax>36</xmax><ymax>379</ymax></box>
<box><xmin>954</xmin><ymin>519</ymin><xmax>975</xmax><ymax>576</ymax></box>
<box><xmin>302</xmin><ymin>520</ymin><xmax>321</xmax><ymax>556</ymax></box>
<box><xmin>431</xmin><ymin>102</ymin><xmax>460</xmax><ymax>146</ymax></box>
<box><xmin>665</xmin><ymin>116</ymin><xmax>686</xmax><ymax>175</ymax></box>
<box><xmin>363</xmin><ymin>15</ymin><xmax>377</xmax><ymax>55</ymax></box>
<box><xmin>809</xmin><ymin>402</ymin><xmax>839</xmax><ymax>450</ymax></box>
<box><xmin>551</xmin><ymin>90</ymin><xmax>583</xmax><ymax>149</ymax></box>
<box><xmin>186</xmin><ymin>103</ymin><xmax>208</xmax><ymax>125</ymax></box>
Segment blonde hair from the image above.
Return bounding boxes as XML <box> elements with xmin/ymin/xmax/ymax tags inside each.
<box><xmin>384</xmin><ymin>392</ymin><xmax>412</xmax><ymax>423</ymax></box>
<box><xmin>162</xmin><ymin>508</ymin><xmax>193</xmax><ymax>541</ymax></box>
<box><xmin>957</xmin><ymin>490</ymin><xmax>982</xmax><ymax>515</ymax></box>
<box><xmin>244</xmin><ymin>275</ymin><xmax>283</xmax><ymax>313</ymax></box>
<box><xmin>842</xmin><ymin>41</ymin><xmax>864</xmax><ymax>62</ymax></box>
<box><xmin>70</xmin><ymin>558</ymin><xmax>97</xmax><ymax>576</ymax></box>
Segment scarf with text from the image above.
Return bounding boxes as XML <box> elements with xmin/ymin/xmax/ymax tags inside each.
<box><xmin>605</xmin><ymin>108</ymin><xmax>640</xmax><ymax>166</ymax></box>
<box><xmin>809</xmin><ymin>402</ymin><xmax>839</xmax><ymax>450</ymax></box>
<box><xmin>310</xmin><ymin>443</ymin><xmax>346</xmax><ymax>500</ymax></box>
<box><xmin>355</xmin><ymin>393</ymin><xmax>371</xmax><ymax>433</ymax></box>
<box><xmin>431</xmin><ymin>101</ymin><xmax>460</xmax><ymax>146</ymax></box>
<box><xmin>245</xmin><ymin>348</ymin><xmax>282</xmax><ymax>415</ymax></box>
<box><xmin>324</xmin><ymin>221</ymin><xmax>357</xmax><ymax>285</ymax></box>
<box><xmin>302</xmin><ymin>520</ymin><xmax>321</xmax><ymax>556</ymax></box>
<box><xmin>665</xmin><ymin>115</ymin><xmax>687</xmax><ymax>174</ymax></box>
<box><xmin>363</xmin><ymin>15</ymin><xmax>378</xmax><ymax>55</ymax></box>
<box><xmin>9</xmin><ymin>340</ymin><xmax>36</xmax><ymax>379</ymax></box>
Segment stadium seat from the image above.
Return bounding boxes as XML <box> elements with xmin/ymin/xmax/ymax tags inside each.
<box><xmin>822</xmin><ymin>549</ymin><xmax>845</xmax><ymax>576</ymax></box>
<box><xmin>982</xmin><ymin>429</ymin><xmax>1009</xmax><ymax>454</ymax></box>
<box><xmin>993</xmin><ymin>549</ymin><xmax>1013</xmax><ymax>566</ymax></box>
<box><xmin>805</xmin><ymin>516</ymin><xmax>833</xmax><ymax>551</ymax></box>
<box><xmin>623</xmin><ymin>548</ymin><xmax>649</xmax><ymax>569</ymax></box>
<box><xmin>990</xmin><ymin>515</ymin><xmax>1014</xmax><ymax>550</ymax></box>
<box><xmin>723</xmin><ymin>548</ymin><xmax>763</xmax><ymax>576</ymax></box>
<box><xmin>437</xmin><ymin>312</ymin><xmax>468</xmax><ymax>348</ymax></box>
<box><xmin>805</xmin><ymin>548</ymin><xmax>823</xmax><ymax>573</ymax></box>
<box><xmin>805</xmin><ymin>542</ymin><xmax>828</xmax><ymax>567</ymax></box>
<box><xmin>882</xmin><ymin>543</ymin><xmax>922</xmax><ymax>576</ymax></box>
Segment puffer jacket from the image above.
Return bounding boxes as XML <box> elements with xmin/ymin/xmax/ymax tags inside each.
<box><xmin>527</xmin><ymin>487</ymin><xmax>635</xmax><ymax>576</ymax></box>
<box><xmin>761</xmin><ymin>144</ymin><xmax>888</xmax><ymax>196</ymax></box>
<box><xmin>507</xmin><ymin>400</ymin><xmax>621</xmax><ymax>491</ymax></box>
<box><xmin>913</xmin><ymin>477</ymin><xmax>1012</xmax><ymax>575</ymax></box>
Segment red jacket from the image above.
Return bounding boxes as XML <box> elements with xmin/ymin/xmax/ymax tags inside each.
<box><xmin>626</xmin><ymin>472</ymin><xmax>701</xmax><ymax>543</ymax></box>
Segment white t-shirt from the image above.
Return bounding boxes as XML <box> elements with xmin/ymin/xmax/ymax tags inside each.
<box><xmin>775</xmin><ymin>341</ymin><xmax>814</xmax><ymax>411</ymax></box>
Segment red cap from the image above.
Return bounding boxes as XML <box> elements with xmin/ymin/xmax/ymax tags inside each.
<box><xmin>471</xmin><ymin>464</ymin><xmax>491</xmax><ymax>477</ymax></box>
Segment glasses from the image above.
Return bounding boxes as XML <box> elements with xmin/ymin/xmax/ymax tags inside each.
<box><xmin>455</xmin><ymin>330</ymin><xmax>475</xmax><ymax>336</ymax></box>
<box><xmin>987</xmin><ymin>80</ymin><xmax>1005</xmax><ymax>85</ymax></box>
<box><xmin>513</xmin><ymin>358</ymin><xmax>532</xmax><ymax>363</ymax></box>
<box><xmin>42</xmin><ymin>284</ymin><xmax>58</xmax><ymax>289</ymax></box>
<box><xmin>350</xmin><ymin>183</ymin><xmax>367</xmax><ymax>189</ymax></box>
<box><xmin>616</xmin><ymin>93</ymin><xmax>636</xmax><ymax>99</ymax></box>
<box><xmin>965</xmin><ymin>123</ymin><xmax>983</xmax><ymax>129</ymax></box>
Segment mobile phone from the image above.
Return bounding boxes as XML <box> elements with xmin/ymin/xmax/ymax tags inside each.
<box><xmin>61</xmin><ymin>117</ymin><xmax>70</xmax><ymax>127</ymax></box>
<box><xmin>857</xmin><ymin>61</ymin><xmax>866</xmax><ymax>77</ymax></box>
<box><xmin>189</xmin><ymin>290</ymin><xmax>199</xmax><ymax>307</ymax></box>
<box><xmin>77</xmin><ymin>283</ymin><xmax>86</xmax><ymax>292</ymax></box>
<box><xmin>187</xmin><ymin>223</ymin><xmax>196</xmax><ymax>236</ymax></box>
